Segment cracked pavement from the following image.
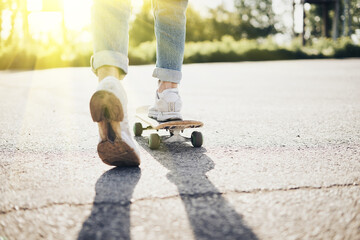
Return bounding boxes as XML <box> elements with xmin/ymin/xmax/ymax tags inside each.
<box><xmin>0</xmin><ymin>59</ymin><xmax>360</xmax><ymax>239</ymax></box>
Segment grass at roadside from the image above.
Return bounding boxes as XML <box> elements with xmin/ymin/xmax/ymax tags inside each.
<box><xmin>1</xmin><ymin>36</ymin><xmax>359</xmax><ymax>70</ymax></box>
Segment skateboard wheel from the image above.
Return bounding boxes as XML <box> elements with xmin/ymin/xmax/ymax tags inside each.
<box><xmin>149</xmin><ymin>133</ymin><xmax>160</xmax><ymax>149</ymax></box>
<box><xmin>191</xmin><ymin>131</ymin><xmax>203</xmax><ymax>147</ymax></box>
<box><xmin>133</xmin><ymin>122</ymin><xmax>143</xmax><ymax>136</ymax></box>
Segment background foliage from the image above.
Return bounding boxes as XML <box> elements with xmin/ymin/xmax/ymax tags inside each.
<box><xmin>0</xmin><ymin>0</ymin><xmax>359</xmax><ymax>70</ymax></box>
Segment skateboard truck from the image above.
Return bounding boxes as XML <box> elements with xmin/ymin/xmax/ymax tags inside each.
<box><xmin>164</xmin><ymin>129</ymin><xmax>186</xmax><ymax>143</ymax></box>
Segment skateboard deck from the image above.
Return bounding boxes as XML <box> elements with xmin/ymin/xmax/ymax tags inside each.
<box><xmin>133</xmin><ymin>106</ymin><xmax>204</xmax><ymax>149</ymax></box>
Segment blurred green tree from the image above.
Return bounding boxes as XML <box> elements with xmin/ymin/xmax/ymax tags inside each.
<box><xmin>185</xmin><ymin>5</ymin><xmax>209</xmax><ymax>42</ymax></box>
<box><xmin>3</xmin><ymin>0</ymin><xmax>19</xmax><ymax>45</ymax></box>
<box><xmin>234</xmin><ymin>0</ymin><xmax>277</xmax><ymax>38</ymax></box>
<box><xmin>342</xmin><ymin>0</ymin><xmax>359</xmax><ymax>35</ymax></box>
<box><xmin>303</xmin><ymin>0</ymin><xmax>360</xmax><ymax>40</ymax></box>
<box><xmin>186</xmin><ymin>4</ymin><xmax>239</xmax><ymax>42</ymax></box>
<box><xmin>305</xmin><ymin>4</ymin><xmax>324</xmax><ymax>38</ymax></box>
<box><xmin>207</xmin><ymin>4</ymin><xmax>240</xmax><ymax>40</ymax></box>
<box><xmin>0</xmin><ymin>0</ymin><xmax>4</xmax><ymax>44</ymax></box>
<box><xmin>20</xmin><ymin>0</ymin><xmax>31</xmax><ymax>45</ymax></box>
<box><xmin>129</xmin><ymin>0</ymin><xmax>154</xmax><ymax>47</ymax></box>
<box><xmin>128</xmin><ymin>1</ymin><xmax>240</xmax><ymax>44</ymax></box>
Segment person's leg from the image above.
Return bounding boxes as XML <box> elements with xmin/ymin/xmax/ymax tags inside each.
<box><xmin>150</xmin><ymin>0</ymin><xmax>188</xmax><ymax>121</ymax></box>
<box><xmin>90</xmin><ymin>0</ymin><xmax>140</xmax><ymax>166</ymax></box>
<box><xmin>153</xmin><ymin>0</ymin><xmax>188</xmax><ymax>88</ymax></box>
<box><xmin>91</xmin><ymin>0</ymin><xmax>130</xmax><ymax>78</ymax></box>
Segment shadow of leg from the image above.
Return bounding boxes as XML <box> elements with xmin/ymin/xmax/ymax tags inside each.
<box><xmin>174</xmin><ymin>176</ymin><xmax>257</xmax><ymax>239</ymax></box>
<box><xmin>78</xmin><ymin>167</ymin><xmax>141</xmax><ymax>240</ymax></box>
<box><xmin>136</xmin><ymin>137</ymin><xmax>258</xmax><ymax>240</ymax></box>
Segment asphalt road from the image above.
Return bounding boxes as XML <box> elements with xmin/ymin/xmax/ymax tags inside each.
<box><xmin>0</xmin><ymin>59</ymin><xmax>359</xmax><ymax>240</ymax></box>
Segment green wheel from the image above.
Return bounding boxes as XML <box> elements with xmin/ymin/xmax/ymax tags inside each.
<box><xmin>149</xmin><ymin>133</ymin><xmax>160</xmax><ymax>149</ymax></box>
<box><xmin>133</xmin><ymin>122</ymin><xmax>143</xmax><ymax>136</ymax></box>
<box><xmin>191</xmin><ymin>131</ymin><xmax>203</xmax><ymax>148</ymax></box>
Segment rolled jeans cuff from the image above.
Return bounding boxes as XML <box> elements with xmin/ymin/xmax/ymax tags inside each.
<box><xmin>90</xmin><ymin>50</ymin><xmax>129</xmax><ymax>75</ymax></box>
<box><xmin>152</xmin><ymin>67</ymin><xmax>182</xmax><ymax>84</ymax></box>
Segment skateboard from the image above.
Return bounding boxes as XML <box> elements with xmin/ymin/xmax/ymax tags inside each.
<box><xmin>133</xmin><ymin>106</ymin><xmax>204</xmax><ymax>149</ymax></box>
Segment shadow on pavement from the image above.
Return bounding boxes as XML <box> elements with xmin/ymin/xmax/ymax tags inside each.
<box><xmin>77</xmin><ymin>167</ymin><xmax>141</xmax><ymax>240</ymax></box>
<box><xmin>136</xmin><ymin>136</ymin><xmax>258</xmax><ymax>240</ymax></box>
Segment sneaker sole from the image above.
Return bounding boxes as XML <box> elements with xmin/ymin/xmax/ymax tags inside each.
<box><xmin>148</xmin><ymin>109</ymin><xmax>158</xmax><ymax>120</ymax></box>
<box><xmin>90</xmin><ymin>90</ymin><xmax>140</xmax><ymax>166</ymax></box>
<box><xmin>148</xmin><ymin>110</ymin><xmax>183</xmax><ymax>122</ymax></box>
<box><xmin>157</xmin><ymin>112</ymin><xmax>183</xmax><ymax>122</ymax></box>
<box><xmin>90</xmin><ymin>90</ymin><xmax>124</xmax><ymax>122</ymax></box>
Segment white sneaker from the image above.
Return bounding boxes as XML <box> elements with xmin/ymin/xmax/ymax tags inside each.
<box><xmin>148</xmin><ymin>88</ymin><xmax>183</xmax><ymax>121</ymax></box>
<box><xmin>89</xmin><ymin>76</ymin><xmax>140</xmax><ymax>167</ymax></box>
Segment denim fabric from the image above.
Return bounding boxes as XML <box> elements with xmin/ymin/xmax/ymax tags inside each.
<box><xmin>91</xmin><ymin>0</ymin><xmax>188</xmax><ymax>84</ymax></box>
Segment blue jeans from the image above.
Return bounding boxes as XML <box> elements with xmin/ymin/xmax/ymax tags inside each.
<box><xmin>91</xmin><ymin>0</ymin><xmax>188</xmax><ymax>84</ymax></box>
